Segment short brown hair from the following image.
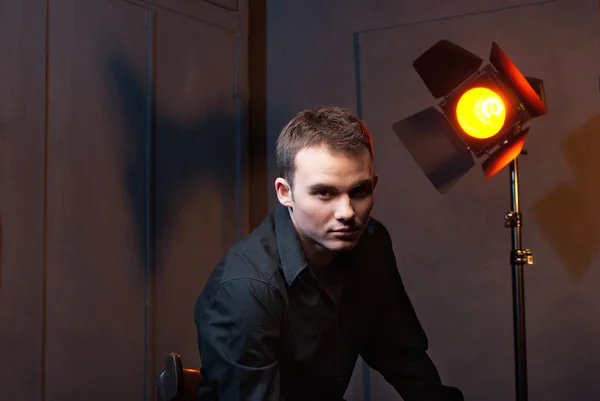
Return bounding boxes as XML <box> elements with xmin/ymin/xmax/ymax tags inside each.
<box><xmin>276</xmin><ymin>106</ymin><xmax>374</xmax><ymax>186</ymax></box>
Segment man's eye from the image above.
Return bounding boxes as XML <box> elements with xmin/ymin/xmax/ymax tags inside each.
<box><xmin>351</xmin><ymin>186</ymin><xmax>372</xmax><ymax>198</ymax></box>
<box><xmin>315</xmin><ymin>190</ymin><xmax>332</xmax><ymax>198</ymax></box>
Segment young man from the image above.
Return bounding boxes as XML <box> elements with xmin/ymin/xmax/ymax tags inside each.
<box><xmin>194</xmin><ymin>106</ymin><xmax>463</xmax><ymax>401</ymax></box>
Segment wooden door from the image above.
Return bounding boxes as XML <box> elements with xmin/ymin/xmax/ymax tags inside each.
<box><xmin>0</xmin><ymin>0</ymin><xmax>249</xmax><ymax>400</ymax></box>
<box><xmin>0</xmin><ymin>1</ymin><xmax>46</xmax><ymax>400</ymax></box>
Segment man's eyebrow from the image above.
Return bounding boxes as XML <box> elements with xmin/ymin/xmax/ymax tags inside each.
<box><xmin>350</xmin><ymin>179</ymin><xmax>373</xmax><ymax>189</ymax></box>
<box><xmin>309</xmin><ymin>179</ymin><xmax>373</xmax><ymax>192</ymax></box>
<box><xmin>308</xmin><ymin>183</ymin><xmax>338</xmax><ymax>192</ymax></box>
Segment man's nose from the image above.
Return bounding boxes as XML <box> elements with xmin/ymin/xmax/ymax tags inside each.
<box><xmin>334</xmin><ymin>195</ymin><xmax>355</xmax><ymax>221</ymax></box>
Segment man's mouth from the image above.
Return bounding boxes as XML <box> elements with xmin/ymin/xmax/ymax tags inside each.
<box><xmin>332</xmin><ymin>227</ymin><xmax>358</xmax><ymax>233</ymax></box>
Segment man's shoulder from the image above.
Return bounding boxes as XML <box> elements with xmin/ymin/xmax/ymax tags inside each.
<box><xmin>202</xmin><ymin>211</ymin><xmax>284</xmax><ymax>292</ymax></box>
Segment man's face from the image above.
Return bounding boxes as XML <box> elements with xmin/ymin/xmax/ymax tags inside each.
<box><xmin>276</xmin><ymin>144</ymin><xmax>377</xmax><ymax>252</ymax></box>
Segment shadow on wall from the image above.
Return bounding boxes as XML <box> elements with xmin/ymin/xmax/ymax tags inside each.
<box><xmin>531</xmin><ymin>115</ymin><xmax>600</xmax><ymax>279</ymax></box>
<box><xmin>104</xmin><ymin>53</ymin><xmax>238</xmax><ymax>272</ymax></box>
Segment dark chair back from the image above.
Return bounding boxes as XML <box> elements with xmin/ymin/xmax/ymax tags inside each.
<box><xmin>156</xmin><ymin>353</ymin><xmax>201</xmax><ymax>401</ymax></box>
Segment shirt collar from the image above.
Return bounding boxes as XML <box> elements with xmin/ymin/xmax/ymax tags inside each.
<box><xmin>273</xmin><ymin>204</ymin><xmax>308</xmax><ymax>286</ymax></box>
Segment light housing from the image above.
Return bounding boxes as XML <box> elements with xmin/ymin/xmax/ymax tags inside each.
<box><xmin>393</xmin><ymin>40</ymin><xmax>548</xmax><ymax>193</ymax></box>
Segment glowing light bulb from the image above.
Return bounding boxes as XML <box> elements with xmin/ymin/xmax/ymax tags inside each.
<box><xmin>456</xmin><ymin>87</ymin><xmax>506</xmax><ymax>139</ymax></box>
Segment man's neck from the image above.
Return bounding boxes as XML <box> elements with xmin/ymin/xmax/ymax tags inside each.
<box><xmin>299</xmin><ymin>236</ymin><xmax>336</xmax><ymax>270</ymax></box>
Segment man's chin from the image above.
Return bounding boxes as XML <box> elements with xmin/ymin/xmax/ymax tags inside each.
<box><xmin>325</xmin><ymin>239</ymin><xmax>360</xmax><ymax>252</ymax></box>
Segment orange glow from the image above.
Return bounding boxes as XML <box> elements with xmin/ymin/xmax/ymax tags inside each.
<box><xmin>456</xmin><ymin>87</ymin><xmax>506</xmax><ymax>139</ymax></box>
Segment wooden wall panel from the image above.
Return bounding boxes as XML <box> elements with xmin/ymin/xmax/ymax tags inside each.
<box><xmin>204</xmin><ymin>0</ymin><xmax>239</xmax><ymax>12</ymax></box>
<box><xmin>0</xmin><ymin>0</ymin><xmax>46</xmax><ymax>400</ymax></box>
<box><xmin>45</xmin><ymin>0</ymin><xmax>149</xmax><ymax>400</ymax></box>
<box><xmin>128</xmin><ymin>0</ymin><xmax>239</xmax><ymax>30</ymax></box>
<box><xmin>152</xmin><ymin>5</ymin><xmax>247</xmax><ymax>374</ymax></box>
<box><xmin>1</xmin><ymin>0</ymin><xmax>248</xmax><ymax>399</ymax></box>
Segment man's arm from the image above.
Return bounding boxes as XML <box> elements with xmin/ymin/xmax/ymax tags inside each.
<box><xmin>360</xmin><ymin>227</ymin><xmax>463</xmax><ymax>401</ymax></box>
<box><xmin>195</xmin><ymin>267</ymin><xmax>284</xmax><ymax>401</ymax></box>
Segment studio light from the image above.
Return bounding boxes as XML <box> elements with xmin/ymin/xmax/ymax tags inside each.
<box><xmin>393</xmin><ymin>40</ymin><xmax>547</xmax><ymax>194</ymax></box>
<box><xmin>393</xmin><ymin>40</ymin><xmax>549</xmax><ymax>401</ymax></box>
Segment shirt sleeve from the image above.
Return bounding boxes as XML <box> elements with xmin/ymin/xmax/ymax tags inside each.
<box><xmin>360</xmin><ymin>226</ymin><xmax>464</xmax><ymax>401</ymax></box>
<box><xmin>196</xmin><ymin>267</ymin><xmax>285</xmax><ymax>401</ymax></box>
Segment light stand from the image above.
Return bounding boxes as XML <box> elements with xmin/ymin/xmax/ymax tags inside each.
<box><xmin>505</xmin><ymin>152</ymin><xmax>533</xmax><ymax>401</ymax></box>
<box><xmin>388</xmin><ymin>39</ymin><xmax>547</xmax><ymax>401</ymax></box>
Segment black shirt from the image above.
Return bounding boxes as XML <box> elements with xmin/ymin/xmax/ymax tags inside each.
<box><xmin>194</xmin><ymin>204</ymin><xmax>463</xmax><ymax>401</ymax></box>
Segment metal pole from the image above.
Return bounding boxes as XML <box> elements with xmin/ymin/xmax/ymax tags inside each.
<box><xmin>507</xmin><ymin>156</ymin><xmax>529</xmax><ymax>401</ymax></box>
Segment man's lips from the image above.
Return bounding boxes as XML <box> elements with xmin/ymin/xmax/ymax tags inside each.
<box><xmin>332</xmin><ymin>227</ymin><xmax>358</xmax><ymax>233</ymax></box>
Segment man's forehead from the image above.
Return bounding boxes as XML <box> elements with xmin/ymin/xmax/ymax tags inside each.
<box><xmin>295</xmin><ymin>146</ymin><xmax>371</xmax><ymax>168</ymax></box>
<box><xmin>297</xmin><ymin>165</ymin><xmax>373</xmax><ymax>187</ymax></box>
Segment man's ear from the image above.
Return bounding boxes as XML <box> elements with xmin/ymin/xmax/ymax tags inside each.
<box><xmin>372</xmin><ymin>172</ymin><xmax>379</xmax><ymax>191</ymax></box>
<box><xmin>275</xmin><ymin>178</ymin><xmax>293</xmax><ymax>207</ymax></box>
